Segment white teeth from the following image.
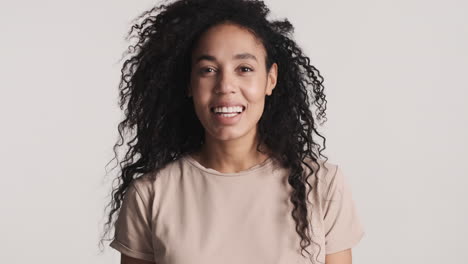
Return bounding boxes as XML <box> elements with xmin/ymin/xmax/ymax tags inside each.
<box><xmin>219</xmin><ymin>113</ymin><xmax>239</xmax><ymax>117</ymax></box>
<box><xmin>213</xmin><ymin>106</ymin><xmax>244</xmax><ymax>113</ymax></box>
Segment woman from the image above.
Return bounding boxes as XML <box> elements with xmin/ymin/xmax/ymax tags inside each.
<box><xmin>100</xmin><ymin>0</ymin><xmax>365</xmax><ymax>263</ymax></box>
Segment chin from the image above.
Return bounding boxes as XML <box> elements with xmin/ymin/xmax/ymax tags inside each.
<box><xmin>206</xmin><ymin>128</ymin><xmax>249</xmax><ymax>141</ymax></box>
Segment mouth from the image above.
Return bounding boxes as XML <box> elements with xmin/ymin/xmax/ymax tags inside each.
<box><xmin>210</xmin><ymin>105</ymin><xmax>245</xmax><ymax>124</ymax></box>
<box><xmin>210</xmin><ymin>106</ymin><xmax>246</xmax><ymax>114</ymax></box>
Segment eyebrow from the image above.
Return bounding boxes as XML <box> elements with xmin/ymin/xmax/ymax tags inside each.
<box><xmin>193</xmin><ymin>53</ymin><xmax>258</xmax><ymax>64</ymax></box>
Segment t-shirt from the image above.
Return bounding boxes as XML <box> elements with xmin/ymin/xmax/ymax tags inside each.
<box><xmin>110</xmin><ymin>154</ymin><xmax>365</xmax><ymax>264</ymax></box>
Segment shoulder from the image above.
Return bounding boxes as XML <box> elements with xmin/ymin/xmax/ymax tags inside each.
<box><xmin>302</xmin><ymin>157</ymin><xmax>339</xmax><ymax>187</ymax></box>
<box><xmin>130</xmin><ymin>157</ymin><xmax>186</xmax><ymax>200</ymax></box>
<box><xmin>300</xmin><ymin>157</ymin><xmax>345</xmax><ymax>205</ymax></box>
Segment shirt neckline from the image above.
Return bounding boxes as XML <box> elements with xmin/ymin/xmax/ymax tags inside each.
<box><xmin>183</xmin><ymin>154</ymin><xmax>274</xmax><ymax>177</ymax></box>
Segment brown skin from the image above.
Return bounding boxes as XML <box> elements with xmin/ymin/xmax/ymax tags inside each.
<box><xmin>187</xmin><ymin>22</ymin><xmax>278</xmax><ymax>173</ymax></box>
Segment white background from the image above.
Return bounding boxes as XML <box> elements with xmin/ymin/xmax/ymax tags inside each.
<box><xmin>0</xmin><ymin>0</ymin><xmax>466</xmax><ymax>263</ymax></box>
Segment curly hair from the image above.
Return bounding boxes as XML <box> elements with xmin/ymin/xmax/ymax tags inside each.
<box><xmin>99</xmin><ymin>0</ymin><xmax>329</xmax><ymax>263</ymax></box>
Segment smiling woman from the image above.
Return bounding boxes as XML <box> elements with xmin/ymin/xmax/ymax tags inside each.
<box><xmin>100</xmin><ymin>0</ymin><xmax>365</xmax><ymax>263</ymax></box>
<box><xmin>187</xmin><ymin>23</ymin><xmax>278</xmax><ymax>159</ymax></box>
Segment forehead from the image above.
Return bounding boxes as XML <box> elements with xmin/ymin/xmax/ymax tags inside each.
<box><xmin>191</xmin><ymin>23</ymin><xmax>266</xmax><ymax>63</ymax></box>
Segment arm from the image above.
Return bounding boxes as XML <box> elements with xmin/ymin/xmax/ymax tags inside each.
<box><xmin>111</xmin><ymin>183</ymin><xmax>156</xmax><ymax>263</ymax></box>
<box><xmin>325</xmin><ymin>248</ymin><xmax>352</xmax><ymax>264</ymax></box>
<box><xmin>121</xmin><ymin>253</ymin><xmax>156</xmax><ymax>264</ymax></box>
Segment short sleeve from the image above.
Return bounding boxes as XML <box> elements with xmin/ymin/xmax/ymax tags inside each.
<box><xmin>110</xmin><ymin>182</ymin><xmax>155</xmax><ymax>262</ymax></box>
<box><xmin>323</xmin><ymin>165</ymin><xmax>365</xmax><ymax>254</ymax></box>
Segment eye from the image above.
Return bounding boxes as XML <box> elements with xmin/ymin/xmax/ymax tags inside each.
<box><xmin>198</xmin><ymin>67</ymin><xmax>216</xmax><ymax>75</ymax></box>
<box><xmin>240</xmin><ymin>66</ymin><xmax>253</xmax><ymax>72</ymax></box>
<box><xmin>202</xmin><ymin>67</ymin><xmax>215</xmax><ymax>73</ymax></box>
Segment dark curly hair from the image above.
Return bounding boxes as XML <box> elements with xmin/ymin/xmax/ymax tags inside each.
<box><xmin>99</xmin><ymin>0</ymin><xmax>329</xmax><ymax>263</ymax></box>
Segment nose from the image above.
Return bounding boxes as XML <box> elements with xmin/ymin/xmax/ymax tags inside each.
<box><xmin>214</xmin><ymin>69</ymin><xmax>236</xmax><ymax>95</ymax></box>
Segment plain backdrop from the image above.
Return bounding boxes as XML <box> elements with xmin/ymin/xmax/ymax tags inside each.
<box><xmin>0</xmin><ymin>0</ymin><xmax>466</xmax><ymax>263</ymax></box>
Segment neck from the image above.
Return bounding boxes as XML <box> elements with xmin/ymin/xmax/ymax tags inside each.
<box><xmin>192</xmin><ymin>135</ymin><xmax>271</xmax><ymax>174</ymax></box>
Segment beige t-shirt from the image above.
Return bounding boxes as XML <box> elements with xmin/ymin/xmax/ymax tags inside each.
<box><xmin>110</xmin><ymin>154</ymin><xmax>365</xmax><ymax>264</ymax></box>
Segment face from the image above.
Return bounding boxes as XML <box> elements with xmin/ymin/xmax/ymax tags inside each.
<box><xmin>188</xmin><ymin>23</ymin><xmax>278</xmax><ymax>143</ymax></box>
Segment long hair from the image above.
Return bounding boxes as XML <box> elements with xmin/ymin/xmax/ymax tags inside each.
<box><xmin>99</xmin><ymin>0</ymin><xmax>329</xmax><ymax>262</ymax></box>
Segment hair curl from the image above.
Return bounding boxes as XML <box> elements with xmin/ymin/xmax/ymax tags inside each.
<box><xmin>99</xmin><ymin>0</ymin><xmax>329</xmax><ymax>263</ymax></box>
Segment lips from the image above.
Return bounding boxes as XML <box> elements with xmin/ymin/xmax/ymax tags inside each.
<box><xmin>210</xmin><ymin>105</ymin><xmax>245</xmax><ymax>125</ymax></box>
<box><xmin>210</xmin><ymin>104</ymin><xmax>246</xmax><ymax>112</ymax></box>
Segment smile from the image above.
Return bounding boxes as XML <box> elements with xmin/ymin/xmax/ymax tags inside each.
<box><xmin>210</xmin><ymin>106</ymin><xmax>245</xmax><ymax>125</ymax></box>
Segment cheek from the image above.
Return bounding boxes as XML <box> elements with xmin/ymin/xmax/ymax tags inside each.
<box><xmin>191</xmin><ymin>93</ymin><xmax>212</xmax><ymax>124</ymax></box>
<box><xmin>192</xmin><ymin>96</ymin><xmax>210</xmax><ymax>118</ymax></box>
<box><xmin>190</xmin><ymin>79</ymin><xmax>211</xmax><ymax>100</ymax></box>
<box><xmin>243</xmin><ymin>82</ymin><xmax>267</xmax><ymax>103</ymax></box>
<box><xmin>190</xmin><ymin>79</ymin><xmax>215</xmax><ymax>102</ymax></box>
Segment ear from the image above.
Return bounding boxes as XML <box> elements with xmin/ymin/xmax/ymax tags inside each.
<box><xmin>266</xmin><ymin>62</ymin><xmax>278</xmax><ymax>96</ymax></box>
